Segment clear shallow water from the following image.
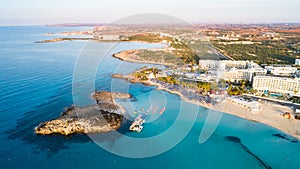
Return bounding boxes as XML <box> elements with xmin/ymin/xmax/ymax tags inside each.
<box><xmin>0</xmin><ymin>26</ymin><xmax>300</xmax><ymax>169</ymax></box>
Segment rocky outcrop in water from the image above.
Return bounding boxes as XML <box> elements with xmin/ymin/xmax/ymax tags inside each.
<box><xmin>93</xmin><ymin>91</ymin><xmax>131</xmax><ymax>103</ymax></box>
<box><xmin>35</xmin><ymin>91</ymin><xmax>131</xmax><ymax>135</ymax></box>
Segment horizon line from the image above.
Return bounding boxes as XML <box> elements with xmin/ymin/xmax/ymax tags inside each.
<box><xmin>1</xmin><ymin>22</ymin><xmax>300</xmax><ymax>27</ymax></box>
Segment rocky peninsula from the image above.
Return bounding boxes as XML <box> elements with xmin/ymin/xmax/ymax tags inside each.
<box><xmin>35</xmin><ymin>91</ymin><xmax>131</xmax><ymax>135</ymax></box>
<box><xmin>35</xmin><ymin>37</ymin><xmax>91</xmax><ymax>43</ymax></box>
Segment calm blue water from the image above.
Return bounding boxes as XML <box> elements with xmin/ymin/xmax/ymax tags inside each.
<box><xmin>0</xmin><ymin>26</ymin><xmax>300</xmax><ymax>169</ymax></box>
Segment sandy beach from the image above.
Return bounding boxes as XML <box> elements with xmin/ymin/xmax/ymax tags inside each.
<box><xmin>111</xmin><ymin>44</ymin><xmax>300</xmax><ymax>140</ymax></box>
<box><xmin>113</xmin><ymin>70</ymin><xmax>300</xmax><ymax>140</ymax></box>
<box><xmin>221</xmin><ymin>100</ymin><xmax>300</xmax><ymax>139</ymax></box>
<box><xmin>151</xmin><ymin>79</ymin><xmax>300</xmax><ymax>140</ymax></box>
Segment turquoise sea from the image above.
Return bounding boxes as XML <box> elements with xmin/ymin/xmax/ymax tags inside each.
<box><xmin>0</xmin><ymin>26</ymin><xmax>300</xmax><ymax>169</ymax></box>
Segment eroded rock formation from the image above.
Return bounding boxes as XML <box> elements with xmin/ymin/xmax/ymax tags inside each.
<box><xmin>35</xmin><ymin>91</ymin><xmax>131</xmax><ymax>135</ymax></box>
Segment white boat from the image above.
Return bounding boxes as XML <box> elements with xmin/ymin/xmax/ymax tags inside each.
<box><xmin>129</xmin><ymin>114</ymin><xmax>146</xmax><ymax>132</ymax></box>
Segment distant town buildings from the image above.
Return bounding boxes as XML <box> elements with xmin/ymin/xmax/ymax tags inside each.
<box><xmin>253</xmin><ymin>76</ymin><xmax>300</xmax><ymax>94</ymax></box>
<box><xmin>216</xmin><ymin>35</ymin><xmax>239</xmax><ymax>41</ymax></box>
<box><xmin>217</xmin><ymin>41</ymin><xmax>261</xmax><ymax>45</ymax></box>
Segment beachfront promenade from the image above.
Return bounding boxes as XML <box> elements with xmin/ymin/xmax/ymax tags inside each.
<box><xmin>243</xmin><ymin>94</ymin><xmax>300</xmax><ymax>107</ymax></box>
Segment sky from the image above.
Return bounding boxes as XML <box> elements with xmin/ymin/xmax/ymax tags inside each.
<box><xmin>0</xmin><ymin>0</ymin><xmax>299</xmax><ymax>25</ymax></box>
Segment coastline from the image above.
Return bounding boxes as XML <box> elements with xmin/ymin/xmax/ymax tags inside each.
<box><xmin>4</xmin><ymin>25</ymin><xmax>300</xmax><ymax>169</ymax></box>
<box><xmin>112</xmin><ymin>67</ymin><xmax>300</xmax><ymax>141</ymax></box>
<box><xmin>145</xmin><ymin>79</ymin><xmax>300</xmax><ymax>140</ymax></box>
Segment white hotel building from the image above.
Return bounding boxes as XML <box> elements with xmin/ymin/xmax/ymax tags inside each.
<box><xmin>199</xmin><ymin>60</ymin><xmax>253</xmax><ymax>70</ymax></box>
<box><xmin>253</xmin><ymin>76</ymin><xmax>300</xmax><ymax>94</ymax></box>
<box><xmin>199</xmin><ymin>60</ymin><xmax>266</xmax><ymax>82</ymax></box>
<box><xmin>265</xmin><ymin>66</ymin><xmax>297</xmax><ymax>76</ymax></box>
<box><xmin>224</xmin><ymin>68</ymin><xmax>266</xmax><ymax>82</ymax></box>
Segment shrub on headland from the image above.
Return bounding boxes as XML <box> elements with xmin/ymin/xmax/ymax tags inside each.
<box><xmin>295</xmin><ymin>114</ymin><xmax>300</xmax><ymax>120</ymax></box>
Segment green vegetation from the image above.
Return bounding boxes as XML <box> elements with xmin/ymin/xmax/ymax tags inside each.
<box><xmin>170</xmin><ymin>40</ymin><xmax>197</xmax><ymax>64</ymax></box>
<box><xmin>180</xmin><ymin>81</ymin><xmax>212</xmax><ymax>94</ymax></box>
<box><xmin>157</xmin><ymin>76</ymin><xmax>213</xmax><ymax>94</ymax></box>
<box><xmin>136</xmin><ymin>50</ymin><xmax>183</xmax><ymax>66</ymax></box>
<box><xmin>288</xmin><ymin>96</ymin><xmax>300</xmax><ymax>104</ymax></box>
<box><xmin>196</xmin><ymin>82</ymin><xmax>212</xmax><ymax>93</ymax></box>
<box><xmin>37</xmin><ymin>37</ymin><xmax>91</xmax><ymax>43</ymax></box>
<box><xmin>157</xmin><ymin>76</ymin><xmax>179</xmax><ymax>85</ymax></box>
<box><xmin>133</xmin><ymin>71</ymin><xmax>148</xmax><ymax>80</ymax></box>
<box><xmin>133</xmin><ymin>67</ymin><xmax>159</xmax><ymax>81</ymax></box>
<box><xmin>135</xmin><ymin>45</ymin><xmax>198</xmax><ymax>65</ymax></box>
<box><xmin>213</xmin><ymin>40</ymin><xmax>299</xmax><ymax>64</ymax></box>
<box><xmin>295</xmin><ymin>114</ymin><xmax>300</xmax><ymax>120</ymax></box>
<box><xmin>128</xmin><ymin>33</ymin><xmax>172</xmax><ymax>43</ymax></box>
<box><xmin>128</xmin><ymin>33</ymin><xmax>199</xmax><ymax>64</ymax></box>
<box><xmin>227</xmin><ymin>80</ymin><xmax>251</xmax><ymax>96</ymax></box>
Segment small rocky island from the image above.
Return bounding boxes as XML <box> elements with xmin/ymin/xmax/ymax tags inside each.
<box><xmin>35</xmin><ymin>91</ymin><xmax>131</xmax><ymax>135</ymax></box>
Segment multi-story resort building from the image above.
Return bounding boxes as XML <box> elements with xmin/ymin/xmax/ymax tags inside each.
<box><xmin>199</xmin><ymin>60</ymin><xmax>254</xmax><ymax>70</ymax></box>
<box><xmin>265</xmin><ymin>66</ymin><xmax>297</xmax><ymax>76</ymax></box>
<box><xmin>199</xmin><ymin>60</ymin><xmax>266</xmax><ymax>82</ymax></box>
<box><xmin>253</xmin><ymin>76</ymin><xmax>300</xmax><ymax>94</ymax></box>
<box><xmin>223</xmin><ymin>67</ymin><xmax>266</xmax><ymax>82</ymax></box>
